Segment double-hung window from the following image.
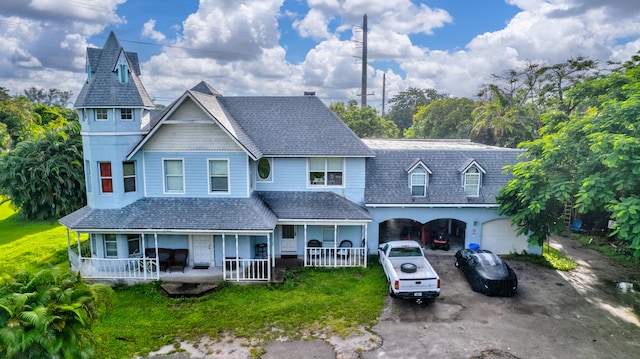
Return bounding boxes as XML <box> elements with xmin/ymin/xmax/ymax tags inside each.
<box><xmin>104</xmin><ymin>234</ymin><xmax>117</xmax><ymax>258</ymax></box>
<box><xmin>209</xmin><ymin>159</ymin><xmax>229</xmax><ymax>193</ymax></box>
<box><xmin>123</xmin><ymin>161</ymin><xmax>136</xmax><ymax>192</ymax></box>
<box><xmin>464</xmin><ymin>167</ymin><xmax>481</xmax><ymax>197</ymax></box>
<box><xmin>164</xmin><ymin>159</ymin><xmax>184</xmax><ymax>193</ymax></box>
<box><xmin>411</xmin><ymin>171</ymin><xmax>427</xmax><ymax>197</ymax></box>
<box><xmin>309</xmin><ymin>158</ymin><xmax>343</xmax><ymax>186</ymax></box>
<box><xmin>99</xmin><ymin>162</ymin><xmax>113</xmax><ymax>193</ymax></box>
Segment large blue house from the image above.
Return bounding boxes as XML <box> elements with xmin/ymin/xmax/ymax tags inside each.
<box><xmin>60</xmin><ymin>32</ymin><xmax>535</xmax><ymax>282</ymax></box>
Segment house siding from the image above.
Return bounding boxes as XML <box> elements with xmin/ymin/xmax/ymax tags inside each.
<box><xmin>143</xmin><ymin>151</ymin><xmax>249</xmax><ymax>197</ymax></box>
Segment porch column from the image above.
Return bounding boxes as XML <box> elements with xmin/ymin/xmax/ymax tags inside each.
<box><xmin>235</xmin><ymin>234</ymin><xmax>239</xmax><ymax>282</ymax></box>
<box><xmin>304</xmin><ymin>224</ymin><xmax>308</xmax><ymax>266</ymax></box>
<box><xmin>333</xmin><ymin>223</ymin><xmax>338</xmax><ymax>267</ymax></box>
<box><xmin>364</xmin><ymin>223</ymin><xmax>368</xmax><ymax>267</ymax></box>
<box><xmin>267</xmin><ymin>233</ymin><xmax>271</xmax><ymax>280</ymax></box>
<box><xmin>222</xmin><ymin>234</ymin><xmax>226</xmax><ymax>279</ymax></box>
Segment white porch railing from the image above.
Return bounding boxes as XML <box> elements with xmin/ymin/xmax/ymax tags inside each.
<box><xmin>69</xmin><ymin>251</ymin><xmax>160</xmax><ymax>281</ymax></box>
<box><xmin>305</xmin><ymin>246</ymin><xmax>367</xmax><ymax>267</ymax></box>
<box><xmin>223</xmin><ymin>258</ymin><xmax>270</xmax><ymax>281</ymax></box>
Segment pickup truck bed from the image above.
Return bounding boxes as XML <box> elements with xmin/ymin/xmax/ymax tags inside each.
<box><xmin>379</xmin><ymin>240</ymin><xmax>440</xmax><ymax>301</ymax></box>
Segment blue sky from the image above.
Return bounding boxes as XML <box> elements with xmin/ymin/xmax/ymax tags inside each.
<box><xmin>1</xmin><ymin>0</ymin><xmax>639</xmax><ymax>110</ymax></box>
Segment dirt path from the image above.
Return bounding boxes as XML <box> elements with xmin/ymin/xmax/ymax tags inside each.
<box><xmin>144</xmin><ymin>235</ymin><xmax>640</xmax><ymax>358</ymax></box>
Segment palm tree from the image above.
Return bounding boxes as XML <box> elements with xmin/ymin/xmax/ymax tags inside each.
<box><xmin>0</xmin><ymin>269</ymin><xmax>114</xmax><ymax>358</ymax></box>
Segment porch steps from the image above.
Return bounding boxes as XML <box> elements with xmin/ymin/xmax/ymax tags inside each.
<box><xmin>160</xmin><ymin>282</ymin><xmax>219</xmax><ymax>298</ymax></box>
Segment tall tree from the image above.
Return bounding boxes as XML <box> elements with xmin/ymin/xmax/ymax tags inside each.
<box><xmin>470</xmin><ymin>85</ymin><xmax>537</xmax><ymax>147</ymax></box>
<box><xmin>330</xmin><ymin>101</ymin><xmax>399</xmax><ymax>138</ymax></box>
<box><xmin>498</xmin><ymin>55</ymin><xmax>640</xmax><ymax>253</ymax></box>
<box><xmin>407</xmin><ymin>97</ymin><xmax>476</xmax><ymax>139</ymax></box>
<box><xmin>0</xmin><ymin>117</ymin><xmax>86</xmax><ymax>220</ymax></box>
<box><xmin>0</xmin><ymin>95</ymin><xmax>34</xmax><ymax>150</ymax></box>
<box><xmin>0</xmin><ymin>269</ymin><xmax>114</xmax><ymax>359</ymax></box>
<box><xmin>385</xmin><ymin>88</ymin><xmax>448</xmax><ymax>135</ymax></box>
<box><xmin>22</xmin><ymin>88</ymin><xmax>73</xmax><ymax>108</ymax></box>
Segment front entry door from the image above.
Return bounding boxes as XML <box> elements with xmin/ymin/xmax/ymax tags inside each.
<box><xmin>281</xmin><ymin>225</ymin><xmax>297</xmax><ymax>253</ymax></box>
<box><xmin>192</xmin><ymin>235</ymin><xmax>213</xmax><ymax>265</ymax></box>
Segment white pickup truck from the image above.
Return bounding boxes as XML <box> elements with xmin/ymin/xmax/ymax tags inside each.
<box><xmin>378</xmin><ymin>240</ymin><xmax>440</xmax><ymax>302</ymax></box>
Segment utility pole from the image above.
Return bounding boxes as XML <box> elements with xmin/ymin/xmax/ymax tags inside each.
<box><xmin>381</xmin><ymin>73</ymin><xmax>386</xmax><ymax>115</ymax></box>
<box><xmin>361</xmin><ymin>14</ymin><xmax>367</xmax><ymax>108</ymax></box>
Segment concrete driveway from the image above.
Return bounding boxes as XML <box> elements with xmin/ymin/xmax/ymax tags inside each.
<box><xmin>144</xmin><ymin>235</ymin><xmax>640</xmax><ymax>359</ymax></box>
<box><xmin>363</xmin><ymin>235</ymin><xmax>640</xmax><ymax>359</ymax></box>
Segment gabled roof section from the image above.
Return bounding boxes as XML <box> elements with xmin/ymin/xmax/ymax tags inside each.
<box><xmin>363</xmin><ymin>139</ymin><xmax>523</xmax><ymax>205</ymax></box>
<box><xmin>75</xmin><ymin>31</ymin><xmax>154</xmax><ymax>109</ymax></box>
<box><xmin>458</xmin><ymin>159</ymin><xmax>486</xmax><ymax>174</ymax></box>
<box><xmin>128</xmin><ymin>82</ymin><xmax>262</xmax><ymax>160</ymax></box>
<box><xmin>405</xmin><ymin>159</ymin><xmax>432</xmax><ymax>174</ymax></box>
<box><xmin>219</xmin><ymin>96</ymin><xmax>374</xmax><ymax>157</ymax></box>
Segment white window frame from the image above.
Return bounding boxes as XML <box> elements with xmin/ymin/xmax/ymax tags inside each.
<box><xmin>256</xmin><ymin>157</ymin><xmax>273</xmax><ymax>182</ymax></box>
<box><xmin>163</xmin><ymin>159</ymin><xmax>185</xmax><ymax>194</ymax></box>
<box><xmin>104</xmin><ymin>234</ymin><xmax>117</xmax><ymax>258</ymax></box>
<box><xmin>99</xmin><ymin>161</ymin><xmax>113</xmax><ymax>194</ymax></box>
<box><xmin>96</xmin><ymin>108</ymin><xmax>108</xmax><ymax>121</ymax></box>
<box><xmin>120</xmin><ymin>108</ymin><xmax>133</xmax><ymax>121</ymax></box>
<box><xmin>464</xmin><ymin>167</ymin><xmax>481</xmax><ymax>197</ymax></box>
<box><xmin>123</xmin><ymin>161</ymin><xmax>136</xmax><ymax>193</ymax></box>
<box><xmin>410</xmin><ymin>172</ymin><xmax>427</xmax><ymax>197</ymax></box>
<box><xmin>208</xmin><ymin>159</ymin><xmax>230</xmax><ymax>194</ymax></box>
<box><xmin>127</xmin><ymin>234</ymin><xmax>141</xmax><ymax>257</ymax></box>
<box><xmin>308</xmin><ymin>157</ymin><xmax>344</xmax><ymax>187</ymax></box>
<box><xmin>85</xmin><ymin>160</ymin><xmax>92</xmax><ymax>193</ymax></box>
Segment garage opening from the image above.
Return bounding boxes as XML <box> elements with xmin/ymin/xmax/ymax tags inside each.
<box><xmin>379</xmin><ymin>218</ymin><xmax>466</xmax><ymax>253</ymax></box>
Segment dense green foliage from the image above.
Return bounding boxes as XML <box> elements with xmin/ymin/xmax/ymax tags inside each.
<box><xmin>406</xmin><ymin>97</ymin><xmax>475</xmax><ymax>139</ymax></box>
<box><xmin>0</xmin><ymin>118</ymin><xmax>85</xmax><ymax>220</ymax></box>
<box><xmin>499</xmin><ymin>55</ymin><xmax>640</xmax><ymax>254</ymax></box>
<box><xmin>385</xmin><ymin>87</ymin><xmax>448</xmax><ymax>134</ymax></box>
<box><xmin>504</xmin><ymin>243</ymin><xmax>577</xmax><ymax>271</ymax></box>
<box><xmin>0</xmin><ymin>88</ymin><xmax>86</xmax><ymax>220</ymax></box>
<box><xmin>330</xmin><ymin>100</ymin><xmax>399</xmax><ymax>138</ymax></box>
<box><xmin>0</xmin><ymin>269</ymin><xmax>114</xmax><ymax>359</ymax></box>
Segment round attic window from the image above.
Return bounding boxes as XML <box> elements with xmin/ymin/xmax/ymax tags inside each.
<box><xmin>258</xmin><ymin>158</ymin><xmax>271</xmax><ymax>179</ymax></box>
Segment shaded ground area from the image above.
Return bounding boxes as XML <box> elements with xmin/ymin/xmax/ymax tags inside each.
<box><xmin>142</xmin><ymin>235</ymin><xmax>640</xmax><ymax>359</ymax></box>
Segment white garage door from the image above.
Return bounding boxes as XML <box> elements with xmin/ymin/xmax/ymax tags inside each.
<box><xmin>481</xmin><ymin>219</ymin><xmax>528</xmax><ymax>254</ymax></box>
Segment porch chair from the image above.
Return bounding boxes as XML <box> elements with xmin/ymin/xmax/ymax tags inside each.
<box><xmin>169</xmin><ymin>249</ymin><xmax>188</xmax><ymax>272</ymax></box>
<box><xmin>336</xmin><ymin>240</ymin><xmax>353</xmax><ymax>259</ymax></box>
<box><xmin>307</xmin><ymin>239</ymin><xmax>322</xmax><ymax>258</ymax></box>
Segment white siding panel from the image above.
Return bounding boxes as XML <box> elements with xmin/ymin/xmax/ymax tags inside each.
<box><xmin>144</xmin><ymin>123</ymin><xmax>240</xmax><ymax>152</ymax></box>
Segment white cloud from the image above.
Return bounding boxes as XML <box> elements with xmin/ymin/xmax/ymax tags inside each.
<box><xmin>293</xmin><ymin>9</ymin><xmax>332</xmax><ymax>40</ymax></box>
<box><xmin>142</xmin><ymin>19</ymin><xmax>167</xmax><ymax>43</ymax></box>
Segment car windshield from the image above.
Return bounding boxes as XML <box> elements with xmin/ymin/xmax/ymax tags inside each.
<box><xmin>389</xmin><ymin>247</ymin><xmax>422</xmax><ymax>257</ymax></box>
<box><xmin>475</xmin><ymin>252</ymin><xmax>509</xmax><ymax>277</ymax></box>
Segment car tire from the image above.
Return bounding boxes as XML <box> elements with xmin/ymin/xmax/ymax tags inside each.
<box><xmin>389</xmin><ymin>287</ymin><xmax>396</xmax><ymax>298</ymax></box>
<box><xmin>444</xmin><ymin>244</ymin><xmax>450</xmax><ymax>251</ymax></box>
<box><xmin>430</xmin><ymin>243</ymin><xmax>436</xmax><ymax>250</ymax></box>
<box><xmin>400</xmin><ymin>262</ymin><xmax>418</xmax><ymax>273</ymax></box>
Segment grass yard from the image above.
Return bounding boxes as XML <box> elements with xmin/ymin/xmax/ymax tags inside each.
<box><xmin>1</xmin><ymin>201</ymin><xmax>388</xmax><ymax>358</ymax></box>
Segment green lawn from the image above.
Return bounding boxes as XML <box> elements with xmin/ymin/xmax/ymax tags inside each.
<box><xmin>1</xmin><ymin>202</ymin><xmax>388</xmax><ymax>358</ymax></box>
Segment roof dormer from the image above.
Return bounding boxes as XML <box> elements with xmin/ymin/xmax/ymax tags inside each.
<box><xmin>459</xmin><ymin>159</ymin><xmax>486</xmax><ymax>197</ymax></box>
<box><xmin>114</xmin><ymin>50</ymin><xmax>130</xmax><ymax>84</ymax></box>
<box><xmin>406</xmin><ymin>159</ymin><xmax>432</xmax><ymax>197</ymax></box>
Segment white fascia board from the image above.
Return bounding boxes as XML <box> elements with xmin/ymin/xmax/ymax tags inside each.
<box><xmin>275</xmin><ymin>219</ymin><xmax>371</xmax><ymax>225</ymax></box>
<box><xmin>366</xmin><ymin>203</ymin><xmax>499</xmax><ymax>208</ymax></box>
<box><xmin>68</xmin><ymin>229</ymin><xmax>274</xmax><ymax>235</ymax></box>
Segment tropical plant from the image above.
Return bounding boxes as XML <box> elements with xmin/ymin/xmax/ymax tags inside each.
<box><xmin>0</xmin><ymin>269</ymin><xmax>114</xmax><ymax>359</ymax></box>
<box><xmin>385</xmin><ymin>87</ymin><xmax>448</xmax><ymax>134</ymax></box>
<box><xmin>407</xmin><ymin>97</ymin><xmax>476</xmax><ymax>139</ymax></box>
<box><xmin>0</xmin><ymin>118</ymin><xmax>85</xmax><ymax>220</ymax></box>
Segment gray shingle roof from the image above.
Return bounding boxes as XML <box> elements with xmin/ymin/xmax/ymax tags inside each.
<box><xmin>362</xmin><ymin>139</ymin><xmax>523</xmax><ymax>205</ymax></box>
<box><xmin>59</xmin><ymin>196</ymin><xmax>277</xmax><ymax>231</ymax></box>
<box><xmin>75</xmin><ymin>32</ymin><xmax>154</xmax><ymax>108</ymax></box>
<box><xmin>218</xmin><ymin>95</ymin><xmax>375</xmax><ymax>157</ymax></box>
<box><xmin>257</xmin><ymin>191</ymin><xmax>371</xmax><ymax>221</ymax></box>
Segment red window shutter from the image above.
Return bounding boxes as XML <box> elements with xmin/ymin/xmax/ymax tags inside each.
<box><xmin>100</xmin><ymin>162</ymin><xmax>112</xmax><ymax>176</ymax></box>
<box><xmin>101</xmin><ymin>179</ymin><xmax>113</xmax><ymax>193</ymax></box>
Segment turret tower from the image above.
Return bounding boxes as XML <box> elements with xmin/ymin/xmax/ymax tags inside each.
<box><xmin>75</xmin><ymin>32</ymin><xmax>154</xmax><ymax>208</ymax></box>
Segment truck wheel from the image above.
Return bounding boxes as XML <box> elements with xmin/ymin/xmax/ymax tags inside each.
<box><xmin>400</xmin><ymin>262</ymin><xmax>417</xmax><ymax>273</ymax></box>
<box><xmin>389</xmin><ymin>287</ymin><xmax>396</xmax><ymax>298</ymax></box>
<box><xmin>444</xmin><ymin>244</ymin><xmax>450</xmax><ymax>251</ymax></box>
